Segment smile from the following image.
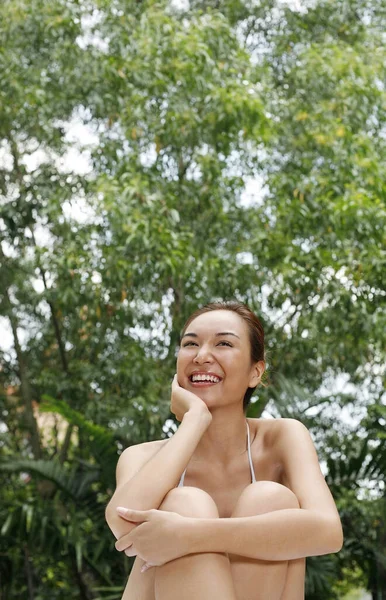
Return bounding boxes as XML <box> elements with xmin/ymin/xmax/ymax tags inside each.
<box><xmin>188</xmin><ymin>374</ymin><xmax>222</xmax><ymax>386</ymax></box>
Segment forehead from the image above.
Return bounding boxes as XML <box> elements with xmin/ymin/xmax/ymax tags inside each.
<box><xmin>185</xmin><ymin>310</ymin><xmax>247</xmax><ymax>337</ymax></box>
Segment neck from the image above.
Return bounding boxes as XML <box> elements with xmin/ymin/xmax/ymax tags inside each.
<box><xmin>191</xmin><ymin>407</ymin><xmax>249</xmax><ymax>467</ymax></box>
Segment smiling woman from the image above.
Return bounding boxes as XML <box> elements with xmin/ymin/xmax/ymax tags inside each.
<box><xmin>105</xmin><ymin>301</ymin><xmax>343</xmax><ymax>600</ymax></box>
<box><xmin>179</xmin><ymin>301</ymin><xmax>266</xmax><ymax>412</ymax></box>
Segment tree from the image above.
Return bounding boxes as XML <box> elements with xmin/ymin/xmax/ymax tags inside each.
<box><xmin>1</xmin><ymin>0</ymin><xmax>385</xmax><ymax>598</ymax></box>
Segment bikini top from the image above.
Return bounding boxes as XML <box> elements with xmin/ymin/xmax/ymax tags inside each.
<box><xmin>177</xmin><ymin>419</ymin><xmax>256</xmax><ymax>487</ymax></box>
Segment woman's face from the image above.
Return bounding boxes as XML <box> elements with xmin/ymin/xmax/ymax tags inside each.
<box><xmin>177</xmin><ymin>310</ymin><xmax>262</xmax><ymax>409</ymax></box>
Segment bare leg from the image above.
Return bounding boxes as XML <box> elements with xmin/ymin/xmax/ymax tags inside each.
<box><xmin>228</xmin><ymin>481</ymin><xmax>306</xmax><ymax>600</ymax></box>
<box><xmin>280</xmin><ymin>558</ymin><xmax>305</xmax><ymax>600</ymax></box>
<box><xmin>153</xmin><ymin>482</ymin><xmax>305</xmax><ymax>600</ymax></box>
<box><xmin>154</xmin><ymin>487</ymin><xmax>238</xmax><ymax>600</ymax></box>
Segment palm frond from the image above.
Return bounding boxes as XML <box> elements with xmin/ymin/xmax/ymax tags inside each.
<box><xmin>305</xmin><ymin>554</ymin><xmax>339</xmax><ymax>599</ymax></box>
<box><xmin>40</xmin><ymin>395</ymin><xmax>118</xmax><ymax>482</ymax></box>
<box><xmin>0</xmin><ymin>459</ymin><xmax>99</xmax><ymax>501</ymax></box>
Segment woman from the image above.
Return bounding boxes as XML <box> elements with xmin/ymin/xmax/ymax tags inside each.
<box><xmin>105</xmin><ymin>301</ymin><xmax>343</xmax><ymax>600</ymax></box>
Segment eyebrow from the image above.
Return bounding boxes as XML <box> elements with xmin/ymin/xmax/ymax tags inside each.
<box><xmin>181</xmin><ymin>332</ymin><xmax>241</xmax><ymax>340</ymax></box>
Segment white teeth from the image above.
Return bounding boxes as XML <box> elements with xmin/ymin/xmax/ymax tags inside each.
<box><xmin>191</xmin><ymin>374</ymin><xmax>221</xmax><ymax>383</ymax></box>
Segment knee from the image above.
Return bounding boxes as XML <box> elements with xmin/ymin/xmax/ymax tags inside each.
<box><xmin>159</xmin><ymin>486</ymin><xmax>220</xmax><ymax>519</ymax></box>
<box><xmin>232</xmin><ymin>481</ymin><xmax>300</xmax><ymax>517</ymax></box>
<box><xmin>260</xmin><ymin>481</ymin><xmax>300</xmax><ymax>509</ymax></box>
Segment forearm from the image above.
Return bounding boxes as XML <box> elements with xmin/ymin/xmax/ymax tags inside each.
<box><xmin>105</xmin><ymin>409</ymin><xmax>211</xmax><ymax>538</ymax></box>
<box><xmin>190</xmin><ymin>509</ymin><xmax>343</xmax><ymax>561</ymax></box>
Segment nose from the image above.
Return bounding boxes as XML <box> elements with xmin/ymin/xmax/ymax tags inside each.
<box><xmin>193</xmin><ymin>345</ymin><xmax>214</xmax><ymax>364</ymax></box>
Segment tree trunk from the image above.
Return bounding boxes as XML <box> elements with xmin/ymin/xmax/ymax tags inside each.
<box><xmin>2</xmin><ymin>284</ymin><xmax>41</xmax><ymax>459</ymax></box>
<box><xmin>23</xmin><ymin>544</ymin><xmax>35</xmax><ymax>600</ymax></box>
<box><xmin>30</xmin><ymin>228</ymin><xmax>69</xmax><ymax>373</ymax></box>
<box><xmin>59</xmin><ymin>423</ymin><xmax>74</xmax><ymax>463</ymax></box>
<box><xmin>30</xmin><ymin>227</ymin><xmax>74</xmax><ymax>463</ymax></box>
<box><xmin>69</xmin><ymin>551</ymin><xmax>95</xmax><ymax>600</ymax></box>
<box><xmin>0</xmin><ymin>242</ymin><xmax>41</xmax><ymax>458</ymax></box>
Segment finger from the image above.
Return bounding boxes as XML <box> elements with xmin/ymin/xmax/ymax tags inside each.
<box><xmin>172</xmin><ymin>374</ymin><xmax>179</xmax><ymax>386</ymax></box>
<box><xmin>141</xmin><ymin>563</ymin><xmax>152</xmax><ymax>573</ymax></box>
<box><xmin>116</xmin><ymin>507</ymin><xmax>150</xmax><ymax>521</ymax></box>
<box><xmin>115</xmin><ymin>530</ymin><xmax>133</xmax><ymax>551</ymax></box>
<box><xmin>115</xmin><ymin>537</ymin><xmax>133</xmax><ymax>552</ymax></box>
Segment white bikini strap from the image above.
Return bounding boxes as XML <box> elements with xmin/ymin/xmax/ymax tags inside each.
<box><xmin>246</xmin><ymin>420</ymin><xmax>256</xmax><ymax>483</ymax></box>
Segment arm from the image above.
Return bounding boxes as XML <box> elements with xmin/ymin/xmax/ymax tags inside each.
<box><xmin>189</xmin><ymin>419</ymin><xmax>343</xmax><ymax>561</ymax></box>
<box><xmin>189</xmin><ymin>508</ymin><xmax>342</xmax><ymax>561</ymax></box>
<box><xmin>105</xmin><ymin>408</ymin><xmax>212</xmax><ymax>539</ymax></box>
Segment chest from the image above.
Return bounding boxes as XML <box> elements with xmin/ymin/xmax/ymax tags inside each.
<box><xmin>181</xmin><ymin>445</ymin><xmax>283</xmax><ymax>518</ymax></box>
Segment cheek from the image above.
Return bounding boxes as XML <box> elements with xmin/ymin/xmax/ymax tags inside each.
<box><xmin>221</xmin><ymin>357</ymin><xmax>248</xmax><ymax>378</ymax></box>
<box><xmin>176</xmin><ymin>349</ymin><xmax>187</xmax><ymax>366</ymax></box>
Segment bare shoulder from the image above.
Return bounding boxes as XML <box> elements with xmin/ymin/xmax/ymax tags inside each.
<box><xmin>273</xmin><ymin>417</ymin><xmax>310</xmax><ymax>436</ymax></box>
<box><xmin>248</xmin><ymin>417</ymin><xmax>305</xmax><ymax>431</ymax></box>
<box><xmin>115</xmin><ymin>439</ymin><xmax>169</xmax><ymax>489</ymax></box>
<box><xmin>249</xmin><ymin>417</ymin><xmax>309</xmax><ymax>449</ymax></box>
<box><xmin>261</xmin><ymin>417</ymin><xmax>322</xmax><ymax>480</ymax></box>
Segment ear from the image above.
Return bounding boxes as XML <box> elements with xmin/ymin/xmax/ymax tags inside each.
<box><xmin>248</xmin><ymin>360</ymin><xmax>265</xmax><ymax>388</ymax></box>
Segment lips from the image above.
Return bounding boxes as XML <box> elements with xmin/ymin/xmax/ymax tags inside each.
<box><xmin>189</xmin><ymin>379</ymin><xmax>222</xmax><ymax>387</ymax></box>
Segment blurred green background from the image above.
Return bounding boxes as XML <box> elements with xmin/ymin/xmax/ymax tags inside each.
<box><xmin>0</xmin><ymin>0</ymin><xmax>385</xmax><ymax>598</ymax></box>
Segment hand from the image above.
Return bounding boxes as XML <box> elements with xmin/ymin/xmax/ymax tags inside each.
<box><xmin>115</xmin><ymin>506</ymin><xmax>193</xmax><ymax>571</ymax></box>
<box><xmin>171</xmin><ymin>374</ymin><xmax>212</xmax><ymax>422</ymax></box>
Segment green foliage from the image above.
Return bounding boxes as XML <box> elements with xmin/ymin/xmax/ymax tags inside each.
<box><xmin>305</xmin><ymin>555</ymin><xmax>340</xmax><ymax>600</ymax></box>
<box><xmin>0</xmin><ymin>458</ymin><xmax>100</xmax><ymax>501</ymax></box>
<box><xmin>1</xmin><ymin>0</ymin><xmax>385</xmax><ymax>597</ymax></box>
<box><xmin>40</xmin><ymin>395</ymin><xmax>119</xmax><ymax>483</ymax></box>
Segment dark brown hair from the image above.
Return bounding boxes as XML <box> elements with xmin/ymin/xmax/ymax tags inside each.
<box><xmin>179</xmin><ymin>300</ymin><xmax>267</xmax><ymax>412</ymax></box>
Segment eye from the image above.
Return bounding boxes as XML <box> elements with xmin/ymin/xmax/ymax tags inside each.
<box><xmin>182</xmin><ymin>341</ymin><xmax>232</xmax><ymax>347</ymax></box>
